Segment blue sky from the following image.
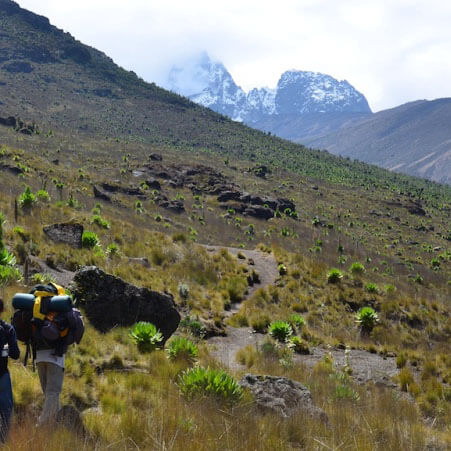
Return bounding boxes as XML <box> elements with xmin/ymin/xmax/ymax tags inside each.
<box><xmin>17</xmin><ymin>0</ymin><xmax>451</xmax><ymax>111</ymax></box>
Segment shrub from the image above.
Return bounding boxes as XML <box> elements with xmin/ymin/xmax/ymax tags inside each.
<box><xmin>289</xmin><ymin>314</ymin><xmax>306</xmax><ymax>330</ymax></box>
<box><xmin>180</xmin><ymin>316</ymin><xmax>206</xmax><ymax>338</ymax></box>
<box><xmin>365</xmin><ymin>282</ymin><xmax>378</xmax><ymax>293</ymax></box>
<box><xmin>398</xmin><ymin>367</ymin><xmax>415</xmax><ymax>391</ymax></box>
<box><xmin>268</xmin><ymin>320</ymin><xmax>293</xmax><ymax>342</ymax></box>
<box><xmin>91</xmin><ymin>215</ymin><xmax>110</xmax><ymax>229</ymax></box>
<box><xmin>355</xmin><ymin>307</ymin><xmax>379</xmax><ymax>332</ymax></box>
<box><xmin>278</xmin><ymin>263</ymin><xmax>287</xmax><ymax>275</ymax></box>
<box><xmin>82</xmin><ymin>231</ymin><xmax>99</xmax><ymax>248</ymax></box>
<box><xmin>0</xmin><ymin>265</ymin><xmax>21</xmax><ymax>286</ymax></box>
<box><xmin>13</xmin><ymin>226</ymin><xmax>30</xmax><ymax>242</ymax></box>
<box><xmin>384</xmin><ymin>284</ymin><xmax>396</xmax><ymax>294</ymax></box>
<box><xmin>129</xmin><ymin>322</ymin><xmax>163</xmax><ymax>353</ymax></box>
<box><xmin>31</xmin><ymin>273</ymin><xmax>56</xmax><ymax>284</ymax></box>
<box><xmin>289</xmin><ymin>336</ymin><xmax>310</xmax><ymax>354</ymax></box>
<box><xmin>327</xmin><ymin>268</ymin><xmax>343</xmax><ymax>283</ymax></box>
<box><xmin>350</xmin><ymin>262</ymin><xmax>365</xmax><ymax>275</ymax></box>
<box><xmin>250</xmin><ymin>314</ymin><xmax>271</xmax><ymax>333</ymax></box>
<box><xmin>106</xmin><ymin>243</ymin><xmax>120</xmax><ymax>257</ymax></box>
<box><xmin>396</xmin><ymin>353</ymin><xmax>407</xmax><ymax>369</ymax></box>
<box><xmin>36</xmin><ymin>189</ymin><xmax>50</xmax><ymax>202</ymax></box>
<box><xmin>18</xmin><ymin>186</ymin><xmax>35</xmax><ymax>209</ymax></box>
<box><xmin>430</xmin><ymin>258</ymin><xmax>440</xmax><ymax>270</ymax></box>
<box><xmin>166</xmin><ymin>337</ymin><xmax>198</xmax><ymax>363</ymax></box>
<box><xmin>178</xmin><ymin>367</ymin><xmax>242</xmax><ymax>403</ymax></box>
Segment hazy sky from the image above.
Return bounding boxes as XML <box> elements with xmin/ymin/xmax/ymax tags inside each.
<box><xmin>17</xmin><ymin>0</ymin><xmax>451</xmax><ymax>112</ymax></box>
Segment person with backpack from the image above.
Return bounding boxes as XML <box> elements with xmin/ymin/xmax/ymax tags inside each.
<box><xmin>0</xmin><ymin>298</ymin><xmax>20</xmax><ymax>442</ymax></box>
<box><xmin>11</xmin><ymin>283</ymin><xmax>84</xmax><ymax>426</ymax></box>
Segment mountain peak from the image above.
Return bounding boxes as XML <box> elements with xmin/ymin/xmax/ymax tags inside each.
<box><xmin>167</xmin><ymin>54</ymin><xmax>371</xmax><ymax>123</ymax></box>
<box><xmin>276</xmin><ymin>69</ymin><xmax>371</xmax><ymax>114</ymax></box>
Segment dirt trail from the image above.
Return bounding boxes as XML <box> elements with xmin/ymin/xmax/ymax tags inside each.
<box><xmin>203</xmin><ymin>245</ymin><xmax>279</xmax><ymax>315</ymax></box>
<box><xmin>204</xmin><ymin>246</ymin><xmax>400</xmax><ymax>387</ymax></box>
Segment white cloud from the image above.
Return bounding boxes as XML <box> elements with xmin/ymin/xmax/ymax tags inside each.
<box><xmin>16</xmin><ymin>0</ymin><xmax>451</xmax><ymax>111</ymax></box>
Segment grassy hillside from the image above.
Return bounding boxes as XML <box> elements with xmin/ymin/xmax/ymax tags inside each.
<box><xmin>0</xmin><ymin>1</ymin><xmax>449</xmax><ymax>449</ymax></box>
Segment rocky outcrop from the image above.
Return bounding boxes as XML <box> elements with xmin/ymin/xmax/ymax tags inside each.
<box><xmin>93</xmin><ymin>185</ymin><xmax>111</xmax><ymax>202</ymax></box>
<box><xmin>43</xmin><ymin>223</ymin><xmax>83</xmax><ymax>248</ymax></box>
<box><xmin>101</xmin><ymin>183</ymin><xmax>143</xmax><ymax>196</ymax></box>
<box><xmin>0</xmin><ymin>115</ymin><xmax>38</xmax><ymax>134</ymax></box>
<box><xmin>239</xmin><ymin>374</ymin><xmax>329</xmax><ymax>422</ymax></box>
<box><xmin>70</xmin><ymin>266</ymin><xmax>180</xmax><ymax>342</ymax></box>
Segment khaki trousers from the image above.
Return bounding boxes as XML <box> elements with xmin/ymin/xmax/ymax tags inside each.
<box><xmin>36</xmin><ymin>362</ymin><xmax>64</xmax><ymax>425</ymax></box>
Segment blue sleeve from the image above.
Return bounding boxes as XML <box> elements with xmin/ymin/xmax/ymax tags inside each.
<box><xmin>7</xmin><ymin>326</ymin><xmax>20</xmax><ymax>360</ymax></box>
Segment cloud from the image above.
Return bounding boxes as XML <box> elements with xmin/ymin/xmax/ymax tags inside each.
<box><xmin>17</xmin><ymin>0</ymin><xmax>451</xmax><ymax>111</ymax></box>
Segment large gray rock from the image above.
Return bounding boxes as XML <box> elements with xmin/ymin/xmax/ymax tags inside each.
<box><xmin>70</xmin><ymin>266</ymin><xmax>180</xmax><ymax>342</ymax></box>
<box><xmin>43</xmin><ymin>223</ymin><xmax>83</xmax><ymax>248</ymax></box>
<box><xmin>240</xmin><ymin>374</ymin><xmax>329</xmax><ymax>422</ymax></box>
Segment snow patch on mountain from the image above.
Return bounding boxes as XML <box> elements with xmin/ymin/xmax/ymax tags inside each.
<box><xmin>165</xmin><ymin>53</ymin><xmax>371</xmax><ymax>123</ymax></box>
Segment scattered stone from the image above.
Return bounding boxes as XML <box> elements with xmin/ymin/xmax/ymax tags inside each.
<box><xmin>149</xmin><ymin>153</ymin><xmax>163</xmax><ymax>161</ymax></box>
<box><xmin>0</xmin><ymin>163</ymin><xmax>23</xmax><ymax>175</ymax></box>
<box><xmin>244</xmin><ymin>206</ymin><xmax>274</xmax><ymax>220</ymax></box>
<box><xmin>407</xmin><ymin>202</ymin><xmax>426</xmax><ymax>216</ymax></box>
<box><xmin>250</xmin><ymin>165</ymin><xmax>270</xmax><ymax>178</ymax></box>
<box><xmin>0</xmin><ymin>115</ymin><xmax>37</xmax><ymax>134</ymax></box>
<box><xmin>217</xmin><ymin>191</ymin><xmax>241</xmax><ymax>202</ymax></box>
<box><xmin>240</xmin><ymin>374</ymin><xmax>329</xmax><ymax>422</ymax></box>
<box><xmin>93</xmin><ymin>185</ymin><xmax>111</xmax><ymax>202</ymax></box>
<box><xmin>158</xmin><ymin>199</ymin><xmax>185</xmax><ymax>213</ymax></box>
<box><xmin>146</xmin><ymin>177</ymin><xmax>161</xmax><ymax>190</ymax></box>
<box><xmin>43</xmin><ymin>223</ymin><xmax>83</xmax><ymax>248</ymax></box>
<box><xmin>101</xmin><ymin>182</ymin><xmax>143</xmax><ymax>196</ymax></box>
<box><xmin>70</xmin><ymin>266</ymin><xmax>180</xmax><ymax>342</ymax></box>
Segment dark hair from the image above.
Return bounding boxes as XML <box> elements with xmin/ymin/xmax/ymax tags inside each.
<box><xmin>0</xmin><ymin>299</ymin><xmax>3</xmax><ymax>312</ymax></box>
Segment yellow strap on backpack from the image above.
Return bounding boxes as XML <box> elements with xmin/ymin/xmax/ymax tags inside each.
<box><xmin>32</xmin><ymin>295</ymin><xmax>46</xmax><ymax>321</ymax></box>
<box><xmin>51</xmin><ymin>283</ymin><xmax>66</xmax><ymax>296</ymax></box>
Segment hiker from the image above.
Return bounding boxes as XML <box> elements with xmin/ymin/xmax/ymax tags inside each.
<box><xmin>11</xmin><ymin>283</ymin><xmax>84</xmax><ymax>425</ymax></box>
<box><xmin>0</xmin><ymin>298</ymin><xmax>20</xmax><ymax>442</ymax></box>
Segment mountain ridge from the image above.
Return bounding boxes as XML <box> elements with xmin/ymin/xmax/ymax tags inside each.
<box><xmin>166</xmin><ymin>53</ymin><xmax>371</xmax><ymax>123</ymax></box>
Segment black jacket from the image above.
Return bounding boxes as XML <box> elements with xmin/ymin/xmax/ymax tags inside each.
<box><xmin>0</xmin><ymin>320</ymin><xmax>20</xmax><ymax>374</ymax></box>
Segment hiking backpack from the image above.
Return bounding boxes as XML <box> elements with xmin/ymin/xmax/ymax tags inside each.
<box><xmin>11</xmin><ymin>282</ymin><xmax>85</xmax><ymax>366</ymax></box>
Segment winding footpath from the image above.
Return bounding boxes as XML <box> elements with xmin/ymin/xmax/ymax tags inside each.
<box><xmin>205</xmin><ymin>246</ymin><xmax>399</xmax><ymax>387</ymax></box>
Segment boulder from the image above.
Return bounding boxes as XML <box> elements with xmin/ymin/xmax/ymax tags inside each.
<box><xmin>239</xmin><ymin>374</ymin><xmax>329</xmax><ymax>422</ymax></box>
<box><xmin>244</xmin><ymin>206</ymin><xmax>275</xmax><ymax>220</ymax></box>
<box><xmin>0</xmin><ymin>163</ymin><xmax>23</xmax><ymax>175</ymax></box>
<box><xmin>251</xmin><ymin>165</ymin><xmax>270</xmax><ymax>178</ymax></box>
<box><xmin>276</xmin><ymin>198</ymin><xmax>296</xmax><ymax>212</ymax></box>
<box><xmin>158</xmin><ymin>199</ymin><xmax>185</xmax><ymax>213</ymax></box>
<box><xmin>70</xmin><ymin>266</ymin><xmax>180</xmax><ymax>342</ymax></box>
<box><xmin>146</xmin><ymin>177</ymin><xmax>161</xmax><ymax>190</ymax></box>
<box><xmin>43</xmin><ymin>223</ymin><xmax>83</xmax><ymax>248</ymax></box>
<box><xmin>101</xmin><ymin>183</ymin><xmax>142</xmax><ymax>196</ymax></box>
<box><xmin>407</xmin><ymin>202</ymin><xmax>426</xmax><ymax>216</ymax></box>
<box><xmin>93</xmin><ymin>185</ymin><xmax>111</xmax><ymax>202</ymax></box>
<box><xmin>217</xmin><ymin>191</ymin><xmax>242</xmax><ymax>202</ymax></box>
<box><xmin>149</xmin><ymin>153</ymin><xmax>163</xmax><ymax>161</ymax></box>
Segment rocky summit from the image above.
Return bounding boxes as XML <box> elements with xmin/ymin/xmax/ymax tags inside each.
<box><xmin>166</xmin><ymin>52</ymin><xmax>371</xmax><ymax>123</ymax></box>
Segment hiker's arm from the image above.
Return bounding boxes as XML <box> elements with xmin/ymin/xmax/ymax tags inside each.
<box><xmin>7</xmin><ymin>327</ymin><xmax>20</xmax><ymax>360</ymax></box>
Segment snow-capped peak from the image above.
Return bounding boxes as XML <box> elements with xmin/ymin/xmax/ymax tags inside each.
<box><xmin>165</xmin><ymin>53</ymin><xmax>371</xmax><ymax>122</ymax></box>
